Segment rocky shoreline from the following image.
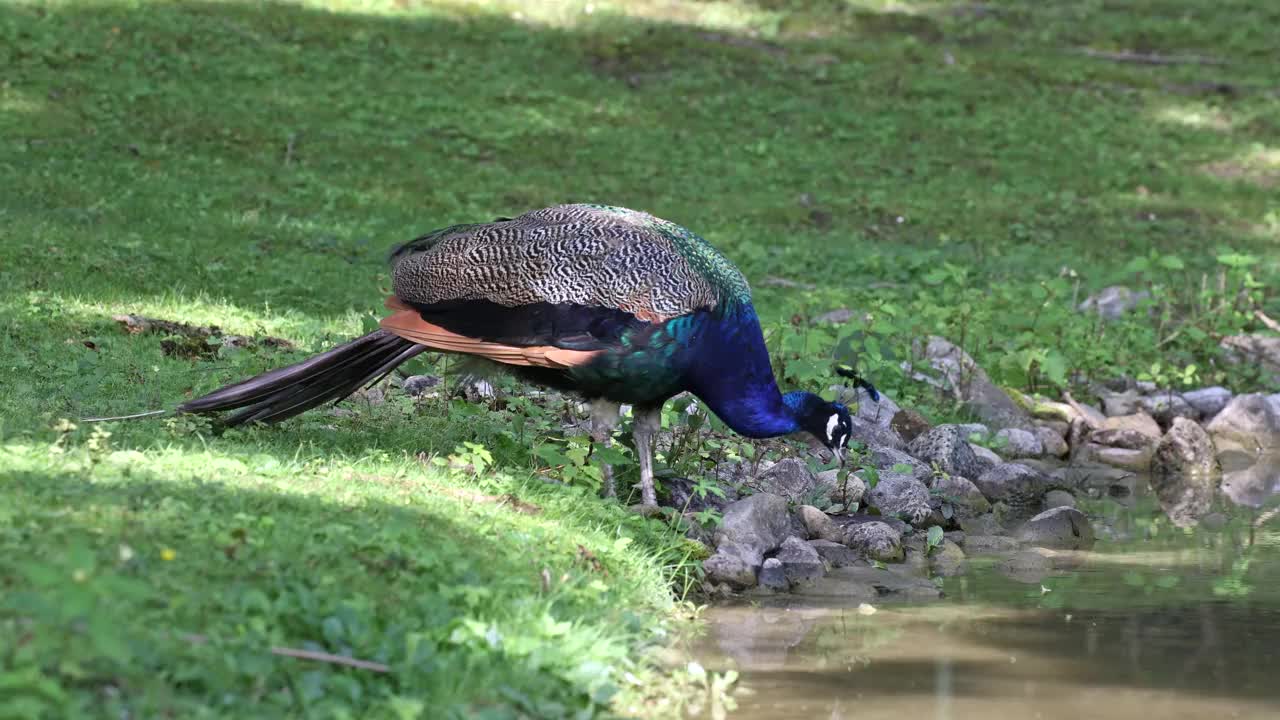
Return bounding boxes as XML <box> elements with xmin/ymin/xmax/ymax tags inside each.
<box><xmin>685</xmin><ymin>334</ymin><xmax>1280</xmax><ymax>600</ymax></box>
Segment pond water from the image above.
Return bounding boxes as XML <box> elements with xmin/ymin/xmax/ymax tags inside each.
<box><xmin>687</xmin><ymin>458</ymin><xmax>1280</xmax><ymax>720</ymax></box>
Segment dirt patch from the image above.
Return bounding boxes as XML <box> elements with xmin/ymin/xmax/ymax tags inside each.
<box><xmin>114</xmin><ymin>313</ymin><xmax>297</xmax><ymax>360</ymax></box>
<box><xmin>1200</xmin><ymin>157</ymin><xmax>1280</xmax><ymax>188</ymax></box>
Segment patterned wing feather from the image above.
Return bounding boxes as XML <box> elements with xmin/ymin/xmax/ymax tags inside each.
<box><xmin>390</xmin><ymin>204</ymin><xmax>750</xmax><ymax>322</ymax></box>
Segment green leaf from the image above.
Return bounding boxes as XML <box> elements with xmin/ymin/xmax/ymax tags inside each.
<box><xmin>926</xmin><ymin>526</ymin><xmax>944</xmax><ymax>548</ymax></box>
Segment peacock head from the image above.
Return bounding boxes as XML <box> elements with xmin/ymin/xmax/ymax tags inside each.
<box><xmin>783</xmin><ymin>392</ymin><xmax>854</xmax><ymax>464</ymax></box>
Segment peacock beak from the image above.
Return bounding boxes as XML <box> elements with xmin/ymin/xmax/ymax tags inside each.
<box><xmin>833</xmin><ymin>446</ymin><xmax>845</xmax><ymax>466</ymax></box>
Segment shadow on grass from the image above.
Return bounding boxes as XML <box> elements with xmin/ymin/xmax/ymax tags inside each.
<box><xmin>1</xmin><ymin>441</ymin><xmax>680</xmax><ymax>716</ymax></box>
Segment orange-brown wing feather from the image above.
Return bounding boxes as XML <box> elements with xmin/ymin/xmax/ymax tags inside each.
<box><xmin>378</xmin><ymin>299</ymin><xmax>601</xmax><ymax>370</ymax></box>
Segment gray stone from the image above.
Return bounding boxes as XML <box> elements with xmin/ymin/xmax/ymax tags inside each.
<box><xmin>794</xmin><ymin>570</ymin><xmax>879</xmax><ymax>602</ymax></box>
<box><xmin>757</xmin><ymin>558</ymin><xmax>789</xmax><ymax>592</ymax></box>
<box><xmin>1043</xmin><ymin>489</ymin><xmax>1077</xmax><ymax>510</ymax></box>
<box><xmin>808</xmin><ymin>565</ymin><xmax>941</xmax><ymax>601</ymax></box>
<box><xmin>807</xmin><ymin>539</ymin><xmax>861</xmax><ymax>568</ymax></box>
<box><xmin>1035</xmin><ymin>426</ymin><xmax>1069</xmax><ymax>458</ymax></box>
<box><xmin>930</xmin><ymin>474</ymin><xmax>992</xmax><ymax>516</ymax></box>
<box><xmin>665</xmin><ymin>477</ymin><xmax>738</xmax><ymax>514</ymax></box>
<box><xmin>998</xmin><ymin>549</ymin><xmax>1054</xmax><ymax>583</ymax></box>
<box><xmin>868</xmin><ymin>444</ymin><xmax>933</xmax><ymax>485</ymax></box>
<box><xmin>1141</xmin><ymin>393</ymin><xmax>1199</xmax><ymax>427</ymax></box>
<box><xmin>1183</xmin><ymin>387</ymin><xmax>1233</xmax><ymax>420</ymax></box>
<box><xmin>964</xmin><ymin>534</ymin><xmax>1022</xmax><ymax>555</ymax></box>
<box><xmin>1078</xmin><ymin>285</ymin><xmax>1151</xmax><ymax>320</ymax></box>
<box><xmin>955</xmin><ymin>423</ymin><xmax>992</xmax><ymax>441</ymax></box>
<box><xmin>1153</xmin><ymin>417</ymin><xmax>1220</xmax><ymax>477</ymax></box>
<box><xmin>401</xmin><ymin>374</ymin><xmax>441</xmax><ymax>396</ymax></box>
<box><xmin>929</xmin><ymin>540</ymin><xmax>968</xmax><ymax>577</ymax></box>
<box><xmin>815</xmin><ymin>469</ymin><xmax>866</xmax><ymax>507</ymax></box>
<box><xmin>829</xmin><ymin>385</ymin><xmax>901</xmax><ymax>430</ymax></box>
<box><xmin>703</xmin><ymin>541</ymin><xmax>762</xmax><ymax>588</ymax></box>
<box><xmin>968</xmin><ymin>442</ymin><xmax>1003</xmax><ymax>470</ymax></box>
<box><xmin>1100</xmin><ymin>413</ymin><xmax>1162</xmax><ymax>440</ymax></box>
<box><xmin>908</xmin><ymin>425</ymin><xmax>987</xmax><ymax>480</ymax></box>
<box><xmin>776</xmin><ymin>536</ymin><xmax>825</xmax><ymax>585</ymax></box>
<box><xmin>910</xmin><ymin>336</ymin><xmax>1034</xmax><ymax>430</ymax></box>
<box><xmin>752</xmin><ymin>458</ymin><xmax>819</xmax><ymax>504</ymax></box>
<box><xmin>1075</xmin><ymin>443</ymin><xmax>1153</xmax><ymax>472</ymax></box>
<box><xmin>864</xmin><ymin>472</ymin><xmax>932</xmax><ymax>524</ymax></box>
<box><xmin>1220</xmin><ymin>453</ymin><xmax>1280</xmax><ymax>508</ymax></box>
<box><xmin>995</xmin><ymin>427</ymin><xmax>1044</xmax><ymax>458</ymax></box>
<box><xmin>1205</xmin><ymin>393</ymin><xmax>1280</xmax><ymax>453</ymax></box>
<box><xmin>849</xmin><ymin>416</ymin><xmax>907</xmax><ymax>451</ymax></box>
<box><xmin>1090</xmin><ymin>427</ymin><xmax>1157</xmax><ymax>450</ymax></box>
<box><xmin>713</xmin><ymin>493</ymin><xmax>792</xmax><ymax>559</ymax></box>
<box><xmin>1102</xmin><ymin>389</ymin><xmax>1142</xmax><ymax>417</ymax></box>
<box><xmin>974</xmin><ymin>462</ymin><xmax>1052</xmax><ymax>507</ymax></box>
<box><xmin>797</xmin><ymin>505</ymin><xmax>841</xmax><ymax>543</ymax></box>
<box><xmin>1017</xmin><ymin>507</ymin><xmax>1095</xmax><ymax>549</ymax></box>
<box><xmin>841</xmin><ymin>521</ymin><xmax>904</xmax><ymax>562</ymax></box>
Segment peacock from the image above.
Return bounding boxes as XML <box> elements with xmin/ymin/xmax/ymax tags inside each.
<box><xmin>177</xmin><ymin>204</ymin><xmax>871</xmax><ymax>508</ymax></box>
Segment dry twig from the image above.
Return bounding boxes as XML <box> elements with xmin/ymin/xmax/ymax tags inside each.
<box><xmin>183</xmin><ymin>633</ymin><xmax>391</xmax><ymax>673</ymax></box>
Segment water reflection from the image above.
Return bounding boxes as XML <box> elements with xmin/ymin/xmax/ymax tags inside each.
<box><xmin>689</xmin><ymin>456</ymin><xmax>1280</xmax><ymax>720</ymax></box>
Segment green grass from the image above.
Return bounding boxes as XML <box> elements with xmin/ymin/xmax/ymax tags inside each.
<box><xmin>1</xmin><ymin>0</ymin><xmax>1278</xmax><ymax>717</ymax></box>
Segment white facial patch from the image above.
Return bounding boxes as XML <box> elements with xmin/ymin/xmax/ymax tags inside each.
<box><xmin>825</xmin><ymin>414</ymin><xmax>841</xmax><ymax>443</ymax></box>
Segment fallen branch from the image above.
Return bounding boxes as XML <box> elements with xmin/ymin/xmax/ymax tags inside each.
<box><xmin>1255</xmin><ymin>507</ymin><xmax>1279</xmax><ymax>530</ymax></box>
<box><xmin>183</xmin><ymin>633</ymin><xmax>391</xmax><ymax>673</ymax></box>
<box><xmin>1061</xmin><ymin>390</ymin><xmax>1100</xmax><ymax>430</ymax></box>
<box><xmin>1074</xmin><ymin>48</ymin><xmax>1226</xmax><ymax>66</ymax></box>
<box><xmin>1254</xmin><ymin>310</ymin><xmax>1280</xmax><ymax>334</ymax></box>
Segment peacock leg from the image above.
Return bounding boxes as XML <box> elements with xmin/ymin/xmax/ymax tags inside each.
<box><xmin>589</xmin><ymin>398</ymin><xmax>621</xmax><ymax>498</ymax></box>
<box><xmin>632</xmin><ymin>405</ymin><xmax>663</xmax><ymax>508</ymax></box>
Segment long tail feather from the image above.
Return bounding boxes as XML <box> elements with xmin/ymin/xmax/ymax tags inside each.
<box><xmin>178</xmin><ymin>330</ymin><xmax>426</xmax><ymax>426</ymax></box>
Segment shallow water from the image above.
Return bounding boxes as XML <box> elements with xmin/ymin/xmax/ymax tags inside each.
<box><xmin>689</xmin><ymin>460</ymin><xmax>1280</xmax><ymax>720</ymax></box>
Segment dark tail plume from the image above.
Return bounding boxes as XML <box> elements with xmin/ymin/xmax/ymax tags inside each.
<box><xmin>178</xmin><ymin>330</ymin><xmax>426</xmax><ymax>426</ymax></box>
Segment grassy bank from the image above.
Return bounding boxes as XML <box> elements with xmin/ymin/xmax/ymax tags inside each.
<box><xmin>2</xmin><ymin>0</ymin><xmax>1277</xmax><ymax>717</ymax></box>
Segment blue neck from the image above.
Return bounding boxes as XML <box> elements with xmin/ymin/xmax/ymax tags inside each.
<box><xmin>684</xmin><ymin>306</ymin><xmax>810</xmax><ymax>439</ymax></box>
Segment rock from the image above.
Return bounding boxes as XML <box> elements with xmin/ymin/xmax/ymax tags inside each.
<box><xmin>968</xmin><ymin>442</ymin><xmax>1003</xmax><ymax>469</ymax></box>
<box><xmin>868</xmin><ymin>445</ymin><xmax>933</xmax><ymax>485</ymax></box>
<box><xmin>713</xmin><ymin>493</ymin><xmax>791</xmax><ymax>558</ymax></box>
<box><xmin>931</xmin><ymin>474</ymin><xmax>992</xmax><ymax>516</ymax></box>
<box><xmin>964</xmin><ymin>534</ymin><xmax>1022</xmax><ymax>555</ymax></box>
<box><xmin>973</xmin><ymin>463</ymin><xmax>1052</xmax><ymax>508</ymax></box>
<box><xmin>1102</xmin><ymin>389</ymin><xmax>1142</xmax><ymax>417</ymax></box>
<box><xmin>1035</xmin><ymin>426</ymin><xmax>1069</xmax><ymax>458</ymax></box>
<box><xmin>703</xmin><ymin>541</ymin><xmax>763</xmax><ymax>588</ymax></box>
<box><xmin>1099</xmin><ymin>413</ymin><xmax>1162</xmax><ymax>440</ymax></box>
<box><xmin>797</xmin><ymin>505</ymin><xmax>841</xmax><ymax>543</ymax></box>
<box><xmin>864</xmin><ymin>472</ymin><xmax>932</xmax><ymax>524</ymax></box>
<box><xmin>401</xmin><ymin>374</ymin><xmax>441</xmax><ymax>396</ymax></box>
<box><xmin>793</xmin><ymin>570</ymin><xmax>879</xmax><ymax>602</ymax></box>
<box><xmin>1043</xmin><ymin>489</ymin><xmax>1077</xmax><ymax>510</ymax></box>
<box><xmin>849</xmin><ymin>416</ymin><xmax>907</xmax><ymax>450</ymax></box>
<box><xmin>664</xmin><ymin>477</ymin><xmax>739</xmax><ymax>514</ymax></box>
<box><xmin>1220</xmin><ymin>453</ymin><xmax>1280</xmax><ymax>507</ymax></box>
<box><xmin>1090</xmin><ymin>427</ymin><xmax>1156</xmax><ymax>450</ymax></box>
<box><xmin>1182</xmin><ymin>387</ymin><xmax>1233</xmax><ymax>420</ymax></box>
<box><xmin>910</xmin><ymin>336</ymin><xmax>1034</xmax><ymax>430</ymax></box>
<box><xmin>995</xmin><ymin>427</ymin><xmax>1044</xmax><ymax>458</ymax></box>
<box><xmin>1141</xmin><ymin>393</ymin><xmax>1199</xmax><ymax>427</ymax></box>
<box><xmin>757</xmin><ymin>558</ymin><xmax>789</xmax><ymax>591</ymax></box>
<box><xmin>908</xmin><ymin>425</ymin><xmax>987</xmax><ymax>481</ymax></box>
<box><xmin>841</xmin><ymin>521</ymin><xmax>904</xmax><ymax>562</ymax></box>
<box><xmin>753</xmin><ymin>458</ymin><xmax>818</xmax><ymax>504</ymax></box>
<box><xmin>815</xmin><ymin>468</ymin><xmax>866</xmax><ymax>507</ymax></box>
<box><xmin>457</xmin><ymin>376</ymin><xmax>497</xmax><ymax>402</ymax></box>
<box><xmin>890</xmin><ymin>408</ymin><xmax>932</xmax><ymax>443</ymax></box>
<box><xmin>998</xmin><ymin>549</ymin><xmax>1054</xmax><ymax>583</ymax></box>
<box><xmin>1017</xmin><ymin>507</ymin><xmax>1095</xmax><ymax>549</ymax></box>
<box><xmin>929</xmin><ymin>540</ymin><xmax>967</xmax><ymax>577</ymax></box>
<box><xmin>1153</xmin><ymin>417</ymin><xmax>1220</xmax><ymax>477</ymax></box>
<box><xmin>1075</xmin><ymin>443</ymin><xmax>1153</xmax><ymax>472</ymax></box>
<box><xmin>805</xmin><ymin>566</ymin><xmax>941</xmax><ymax>601</ymax></box>
<box><xmin>807</xmin><ymin>539</ymin><xmax>861</xmax><ymax>568</ymax></box>
<box><xmin>1078</xmin><ymin>285</ymin><xmax>1151</xmax><ymax>320</ymax></box>
<box><xmin>833</xmin><ymin>385</ymin><xmax>900</xmax><ymax>429</ymax></box>
<box><xmin>955</xmin><ymin>423</ymin><xmax>991</xmax><ymax>441</ymax></box>
<box><xmin>1220</xmin><ymin>334</ymin><xmax>1280</xmax><ymax>382</ymax></box>
<box><xmin>775</xmin><ymin>536</ymin><xmax>825</xmax><ymax>586</ymax></box>
<box><xmin>1205</xmin><ymin>393</ymin><xmax>1280</xmax><ymax>453</ymax></box>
